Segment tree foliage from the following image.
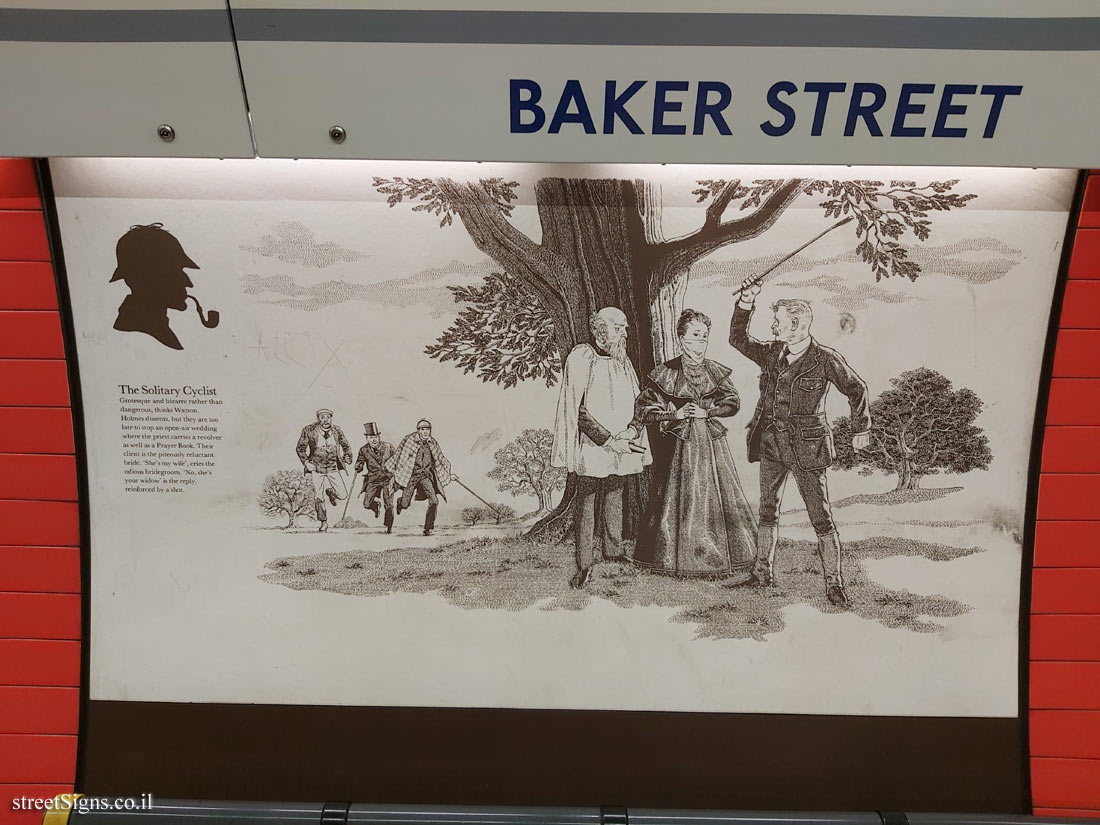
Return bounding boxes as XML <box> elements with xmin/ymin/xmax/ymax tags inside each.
<box><xmin>373</xmin><ymin>176</ymin><xmax>520</xmax><ymax>227</ymax></box>
<box><xmin>258</xmin><ymin>469</ymin><xmax>316</xmax><ymax>527</ymax></box>
<box><xmin>376</xmin><ymin>172</ymin><xmax>976</xmax><ymax>394</ymax></box>
<box><xmin>375</xmin><ymin>175</ymin><xmax>974</xmax><ymax>392</ymax></box>
<box><xmin>833</xmin><ymin>367</ymin><xmax>992</xmax><ymax>490</ymax></box>
<box><xmin>693</xmin><ymin>178</ymin><xmax>975</xmax><ymax>282</ymax></box>
<box><xmin>487</xmin><ymin>427</ymin><xmax>566</xmax><ymax>513</ymax></box>
<box><xmin>425</xmin><ymin>272</ymin><xmax>560</xmax><ymax>388</ymax></box>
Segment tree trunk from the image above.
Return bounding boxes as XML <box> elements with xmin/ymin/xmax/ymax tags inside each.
<box><xmin>521</xmin><ymin>179</ymin><xmax>660</xmax><ymax>543</ymax></box>
<box><xmin>640</xmin><ymin>181</ymin><xmax>688</xmax><ymax>364</ymax></box>
<box><xmin>286</xmin><ymin>510</ymin><xmax>295</xmax><ymax>528</ymax></box>
<box><xmin>446</xmin><ymin>176</ymin><xmax>806</xmax><ymax>544</ymax></box>
<box><xmin>652</xmin><ymin>269</ymin><xmax>690</xmax><ymax>364</ymax></box>
<box><xmin>895</xmin><ymin>459</ymin><xmax>918</xmax><ymax>491</ymax></box>
<box><xmin>535</xmin><ymin>487</ymin><xmax>551</xmax><ymax>515</ymax></box>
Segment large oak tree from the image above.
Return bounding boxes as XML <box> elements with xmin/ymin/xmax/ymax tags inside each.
<box><xmin>374</xmin><ymin>175</ymin><xmax>976</xmax><ymax>539</ymax></box>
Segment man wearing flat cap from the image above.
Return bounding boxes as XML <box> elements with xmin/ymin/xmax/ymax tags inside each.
<box><xmin>110</xmin><ymin>223</ymin><xmax>201</xmax><ymax>350</ymax></box>
<box><xmin>295</xmin><ymin>408</ymin><xmax>353</xmax><ymax>531</ymax></box>
<box><xmin>387</xmin><ymin>419</ymin><xmax>455</xmax><ymax>536</ymax></box>
<box><xmin>354</xmin><ymin>422</ymin><xmax>396</xmax><ymax>533</ymax></box>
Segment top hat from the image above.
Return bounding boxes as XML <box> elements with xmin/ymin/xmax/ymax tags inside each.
<box><xmin>363</xmin><ymin>422</ymin><xmax>381</xmax><ymax>436</ymax></box>
<box><xmin>110</xmin><ymin>223</ymin><xmax>199</xmax><ymax>283</ymax></box>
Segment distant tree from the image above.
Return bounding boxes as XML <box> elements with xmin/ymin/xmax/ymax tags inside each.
<box><xmin>487</xmin><ymin>428</ymin><xmax>567</xmax><ymax>516</ymax></box>
<box><xmin>488</xmin><ymin>502</ymin><xmax>517</xmax><ymax>524</ymax></box>
<box><xmin>258</xmin><ymin>469</ymin><xmax>316</xmax><ymax>527</ymax></box>
<box><xmin>426</xmin><ymin>272</ymin><xmax>560</xmax><ymax>388</ymax></box>
<box><xmin>461</xmin><ymin>507</ymin><xmax>485</xmax><ymax>526</ymax></box>
<box><xmin>833</xmin><ymin>367</ymin><xmax>992</xmax><ymax>491</ymax></box>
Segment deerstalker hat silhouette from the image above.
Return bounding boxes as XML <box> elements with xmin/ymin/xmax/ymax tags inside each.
<box><xmin>110</xmin><ymin>223</ymin><xmax>198</xmax><ymax>282</ymax></box>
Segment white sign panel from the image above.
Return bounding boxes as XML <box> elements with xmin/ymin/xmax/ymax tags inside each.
<box><xmin>52</xmin><ymin>157</ymin><xmax>1074</xmax><ymax>716</ymax></box>
<box><xmin>231</xmin><ymin>2</ymin><xmax>1100</xmax><ymax>166</ymax></box>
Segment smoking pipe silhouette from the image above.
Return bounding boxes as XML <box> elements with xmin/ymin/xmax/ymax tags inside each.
<box><xmin>186</xmin><ymin>294</ymin><xmax>220</xmax><ymax>328</ymax></box>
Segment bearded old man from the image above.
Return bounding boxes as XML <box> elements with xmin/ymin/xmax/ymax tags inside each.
<box><xmin>552</xmin><ymin>307</ymin><xmax>651</xmax><ymax>589</ymax></box>
<box><xmin>387</xmin><ymin>419</ymin><xmax>455</xmax><ymax>536</ymax></box>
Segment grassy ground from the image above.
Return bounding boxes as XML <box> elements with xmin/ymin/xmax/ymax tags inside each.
<box><xmin>261</xmin><ymin>531</ymin><xmax>979</xmax><ymax>641</ymax></box>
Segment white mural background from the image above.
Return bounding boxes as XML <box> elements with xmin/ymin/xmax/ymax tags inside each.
<box><xmin>52</xmin><ymin>158</ymin><xmax>1074</xmax><ymax>715</ymax></box>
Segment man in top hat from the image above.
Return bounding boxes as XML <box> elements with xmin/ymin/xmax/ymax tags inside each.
<box><xmin>110</xmin><ymin>223</ymin><xmax>201</xmax><ymax>350</ymax></box>
<box><xmin>354</xmin><ymin>422</ymin><xmax>396</xmax><ymax>533</ymax></box>
<box><xmin>295</xmin><ymin>408</ymin><xmax>353</xmax><ymax>532</ymax></box>
<box><xmin>387</xmin><ymin>419</ymin><xmax>455</xmax><ymax>536</ymax></box>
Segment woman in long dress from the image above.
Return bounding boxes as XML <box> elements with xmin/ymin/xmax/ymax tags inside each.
<box><xmin>630</xmin><ymin>309</ymin><xmax>756</xmax><ymax>579</ymax></box>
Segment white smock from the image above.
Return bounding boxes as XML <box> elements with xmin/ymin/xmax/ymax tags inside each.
<box><xmin>551</xmin><ymin>343</ymin><xmax>651</xmax><ymax>478</ymax></box>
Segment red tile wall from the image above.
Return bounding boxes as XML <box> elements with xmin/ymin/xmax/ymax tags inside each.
<box><xmin>1031</xmin><ymin>170</ymin><xmax>1100</xmax><ymax>817</ymax></box>
<box><xmin>0</xmin><ymin>159</ymin><xmax>80</xmax><ymax>825</ymax></box>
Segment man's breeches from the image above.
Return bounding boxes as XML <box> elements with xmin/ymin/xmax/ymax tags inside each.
<box><xmin>363</xmin><ymin>479</ymin><xmax>395</xmax><ymax>526</ymax></box>
<box><xmin>399</xmin><ymin>476</ymin><xmax>438</xmax><ymax>529</ymax></box>
<box><xmin>310</xmin><ymin>470</ymin><xmax>346</xmax><ymax>520</ymax></box>
<box><xmin>363</xmin><ymin>480</ymin><xmax>394</xmax><ymax>509</ymax></box>
<box><xmin>758</xmin><ymin>429</ymin><xmax>834</xmax><ymax>536</ymax></box>
<box><xmin>575</xmin><ymin>474</ymin><xmax>626</xmax><ymax>571</ymax></box>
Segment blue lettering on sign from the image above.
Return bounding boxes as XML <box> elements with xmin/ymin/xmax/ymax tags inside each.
<box><xmin>844</xmin><ymin>83</ymin><xmax>888</xmax><ymax>137</ymax></box>
<box><xmin>548</xmin><ymin>79</ymin><xmax>596</xmax><ymax>134</ymax></box>
<box><xmin>694</xmin><ymin>81</ymin><xmax>733</xmax><ymax>135</ymax></box>
<box><xmin>932</xmin><ymin>84</ymin><xmax>976</xmax><ymax>138</ymax></box>
<box><xmin>760</xmin><ymin>81</ymin><xmax>797</xmax><ymax>137</ymax></box>
<box><xmin>652</xmin><ymin>80</ymin><xmax>690</xmax><ymax>135</ymax></box>
<box><xmin>891</xmin><ymin>83</ymin><xmax>936</xmax><ymax>137</ymax></box>
<box><xmin>803</xmin><ymin>82</ymin><xmax>846</xmax><ymax>136</ymax></box>
<box><xmin>980</xmin><ymin>84</ymin><xmax>1023</xmax><ymax>138</ymax></box>
<box><xmin>509</xmin><ymin>79</ymin><xmax>544</xmax><ymax>133</ymax></box>
<box><xmin>603</xmin><ymin>80</ymin><xmax>646</xmax><ymax>135</ymax></box>
<box><xmin>509</xmin><ymin>79</ymin><xmax>1023</xmax><ymax>139</ymax></box>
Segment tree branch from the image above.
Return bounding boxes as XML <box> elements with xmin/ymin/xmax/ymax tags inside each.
<box><xmin>658</xmin><ymin>178</ymin><xmax>806</xmax><ymax>276</ymax></box>
<box><xmin>705</xmin><ymin>179</ymin><xmax>742</xmax><ymax>226</ymax></box>
<box><xmin>436</xmin><ymin>178</ymin><xmax>578</xmax><ymax>347</ymax></box>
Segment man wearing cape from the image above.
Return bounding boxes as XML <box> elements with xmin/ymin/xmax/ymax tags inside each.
<box><xmin>387</xmin><ymin>419</ymin><xmax>454</xmax><ymax>536</ymax></box>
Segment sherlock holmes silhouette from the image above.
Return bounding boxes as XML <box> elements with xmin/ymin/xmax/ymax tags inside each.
<box><xmin>110</xmin><ymin>223</ymin><xmax>219</xmax><ymax>350</ymax></box>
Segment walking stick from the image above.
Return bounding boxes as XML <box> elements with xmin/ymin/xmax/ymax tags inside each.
<box><xmin>736</xmin><ymin>215</ymin><xmax>854</xmax><ymax>292</ymax></box>
<box><xmin>452</xmin><ymin>477</ymin><xmax>505</xmax><ymax>518</ymax></box>
<box><xmin>339</xmin><ymin>469</ymin><xmax>359</xmax><ymax>523</ymax></box>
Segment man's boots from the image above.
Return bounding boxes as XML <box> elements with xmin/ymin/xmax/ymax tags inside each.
<box><xmin>749</xmin><ymin>524</ymin><xmax>778</xmax><ymax>586</ymax></box>
<box><xmin>315</xmin><ymin>499</ymin><xmax>327</xmax><ymax>532</ymax></box>
<box><xmin>817</xmin><ymin>531</ymin><xmax>848</xmax><ymax>608</ymax></box>
<box><xmin>423</xmin><ymin>503</ymin><xmax>437</xmax><ymax>536</ymax></box>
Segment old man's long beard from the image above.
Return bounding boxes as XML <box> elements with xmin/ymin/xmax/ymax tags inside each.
<box><xmin>597</xmin><ymin>332</ymin><xmax>629</xmax><ymax>364</ymax></box>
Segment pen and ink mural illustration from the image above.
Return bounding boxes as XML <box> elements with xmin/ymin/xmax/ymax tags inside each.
<box><xmin>55</xmin><ymin>159</ymin><xmax>1073</xmax><ymax>714</ymax></box>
